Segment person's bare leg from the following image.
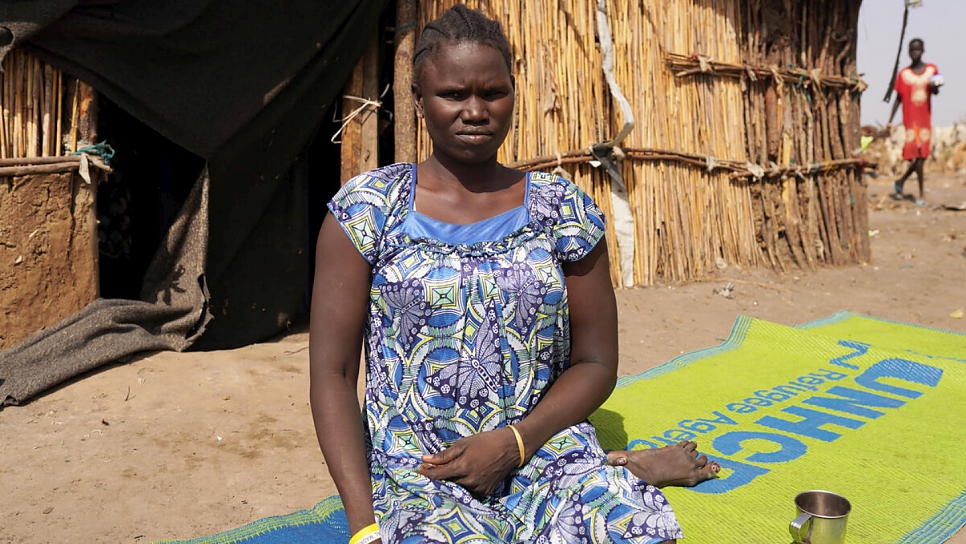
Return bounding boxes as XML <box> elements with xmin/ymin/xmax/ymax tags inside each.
<box><xmin>607</xmin><ymin>440</ymin><xmax>720</xmax><ymax>488</ymax></box>
<box><xmin>895</xmin><ymin>160</ymin><xmax>916</xmax><ymax>197</ymax></box>
<box><xmin>915</xmin><ymin>158</ymin><xmax>926</xmax><ymax>201</ymax></box>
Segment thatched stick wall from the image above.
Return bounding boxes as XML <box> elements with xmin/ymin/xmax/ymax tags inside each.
<box><xmin>410</xmin><ymin>0</ymin><xmax>868</xmax><ymax>287</ymax></box>
<box><xmin>0</xmin><ymin>48</ymin><xmax>99</xmax><ymax>159</ymax></box>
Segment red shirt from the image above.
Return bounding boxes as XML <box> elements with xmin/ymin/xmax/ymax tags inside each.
<box><xmin>894</xmin><ymin>63</ymin><xmax>939</xmax><ymax>160</ymax></box>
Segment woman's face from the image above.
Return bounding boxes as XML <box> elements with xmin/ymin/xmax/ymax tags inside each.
<box><xmin>414</xmin><ymin>40</ymin><xmax>514</xmax><ymax>165</ymax></box>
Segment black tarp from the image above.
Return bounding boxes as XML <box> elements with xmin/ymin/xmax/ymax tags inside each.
<box><xmin>0</xmin><ymin>0</ymin><xmax>391</xmax><ymax>407</ymax></box>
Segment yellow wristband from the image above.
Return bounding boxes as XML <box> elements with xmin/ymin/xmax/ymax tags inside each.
<box><xmin>349</xmin><ymin>523</ymin><xmax>379</xmax><ymax>544</ymax></box>
<box><xmin>507</xmin><ymin>424</ymin><xmax>526</xmax><ymax>468</ymax></box>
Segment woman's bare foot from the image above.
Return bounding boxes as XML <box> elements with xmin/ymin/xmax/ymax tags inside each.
<box><xmin>606</xmin><ymin>440</ymin><xmax>719</xmax><ymax>488</ymax></box>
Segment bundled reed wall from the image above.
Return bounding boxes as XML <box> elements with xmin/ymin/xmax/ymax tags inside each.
<box><xmin>0</xmin><ymin>49</ymin><xmax>103</xmax><ymax>350</ymax></box>
<box><xmin>0</xmin><ymin>48</ymin><xmax>100</xmax><ymax>159</ymax></box>
<box><xmin>411</xmin><ymin>0</ymin><xmax>868</xmax><ymax>287</ymax></box>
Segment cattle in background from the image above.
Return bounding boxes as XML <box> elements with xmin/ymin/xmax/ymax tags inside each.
<box><xmin>860</xmin><ymin>122</ymin><xmax>966</xmax><ymax>177</ymax></box>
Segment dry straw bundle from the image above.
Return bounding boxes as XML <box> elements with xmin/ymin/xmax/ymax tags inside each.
<box><xmin>0</xmin><ymin>49</ymin><xmax>72</xmax><ymax>160</ymax></box>
<box><xmin>413</xmin><ymin>0</ymin><xmax>868</xmax><ymax>287</ymax></box>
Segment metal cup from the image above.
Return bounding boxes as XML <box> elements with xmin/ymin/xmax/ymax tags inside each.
<box><xmin>789</xmin><ymin>490</ymin><xmax>851</xmax><ymax>544</ymax></box>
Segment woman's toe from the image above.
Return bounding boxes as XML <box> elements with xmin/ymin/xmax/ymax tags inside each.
<box><xmin>607</xmin><ymin>451</ymin><xmax>627</xmax><ymax>466</ymax></box>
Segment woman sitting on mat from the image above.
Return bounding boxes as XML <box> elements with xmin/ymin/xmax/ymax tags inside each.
<box><xmin>309</xmin><ymin>6</ymin><xmax>718</xmax><ymax>544</ymax></box>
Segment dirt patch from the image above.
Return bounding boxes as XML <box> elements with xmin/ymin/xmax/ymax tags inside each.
<box><xmin>1</xmin><ymin>173</ymin><xmax>964</xmax><ymax>544</ymax></box>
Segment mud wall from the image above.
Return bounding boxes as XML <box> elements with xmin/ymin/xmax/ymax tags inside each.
<box><xmin>0</xmin><ymin>171</ymin><xmax>99</xmax><ymax>350</ymax></box>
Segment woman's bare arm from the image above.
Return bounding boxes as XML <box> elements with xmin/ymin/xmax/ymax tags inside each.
<box><xmin>512</xmin><ymin>238</ymin><xmax>618</xmax><ymax>455</ymax></box>
<box><xmin>309</xmin><ymin>212</ymin><xmax>377</xmax><ymax>534</ymax></box>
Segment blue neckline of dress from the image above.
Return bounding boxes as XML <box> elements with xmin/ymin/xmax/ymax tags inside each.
<box><xmin>402</xmin><ymin>164</ymin><xmax>532</xmax><ymax>246</ymax></box>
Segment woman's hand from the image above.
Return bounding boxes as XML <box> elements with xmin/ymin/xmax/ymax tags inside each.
<box><xmin>416</xmin><ymin>428</ymin><xmax>520</xmax><ymax>498</ymax></box>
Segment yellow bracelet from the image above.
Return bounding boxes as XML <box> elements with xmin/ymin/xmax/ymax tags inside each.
<box><xmin>507</xmin><ymin>424</ymin><xmax>526</xmax><ymax>468</ymax></box>
<box><xmin>349</xmin><ymin>523</ymin><xmax>379</xmax><ymax>544</ymax></box>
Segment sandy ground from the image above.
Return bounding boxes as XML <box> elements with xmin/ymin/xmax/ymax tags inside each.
<box><xmin>2</xmin><ymin>173</ymin><xmax>965</xmax><ymax>544</ymax></box>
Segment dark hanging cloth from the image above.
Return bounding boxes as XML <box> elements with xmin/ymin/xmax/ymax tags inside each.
<box><xmin>0</xmin><ymin>0</ymin><xmax>390</xmax><ymax>407</ymax></box>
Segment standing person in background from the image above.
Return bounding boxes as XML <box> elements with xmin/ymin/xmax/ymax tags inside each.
<box><xmin>309</xmin><ymin>5</ymin><xmax>718</xmax><ymax>544</ymax></box>
<box><xmin>888</xmin><ymin>38</ymin><xmax>942</xmax><ymax>206</ymax></box>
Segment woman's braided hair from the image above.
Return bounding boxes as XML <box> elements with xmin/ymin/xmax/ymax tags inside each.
<box><xmin>412</xmin><ymin>4</ymin><xmax>513</xmax><ymax>84</ymax></box>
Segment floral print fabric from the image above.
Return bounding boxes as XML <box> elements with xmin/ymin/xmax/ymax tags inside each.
<box><xmin>328</xmin><ymin>163</ymin><xmax>682</xmax><ymax>543</ymax></box>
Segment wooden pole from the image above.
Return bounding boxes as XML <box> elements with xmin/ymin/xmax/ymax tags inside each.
<box><xmin>339</xmin><ymin>30</ymin><xmax>379</xmax><ymax>184</ymax></box>
<box><xmin>1</xmin><ymin>54</ymin><xmax>7</xmax><ymax>159</ymax></box>
<box><xmin>14</xmin><ymin>50</ymin><xmax>23</xmax><ymax>157</ymax></box>
<box><xmin>27</xmin><ymin>55</ymin><xmax>36</xmax><ymax>158</ymax></box>
<box><xmin>394</xmin><ymin>0</ymin><xmax>417</xmax><ymax>164</ymax></box>
<box><xmin>360</xmin><ymin>34</ymin><xmax>380</xmax><ymax>173</ymax></box>
<box><xmin>339</xmin><ymin>58</ymin><xmax>364</xmax><ymax>186</ymax></box>
<box><xmin>43</xmin><ymin>65</ymin><xmax>53</xmax><ymax>157</ymax></box>
<box><xmin>78</xmin><ymin>80</ymin><xmax>98</xmax><ymax>145</ymax></box>
<box><xmin>69</xmin><ymin>79</ymin><xmax>79</xmax><ymax>153</ymax></box>
<box><xmin>55</xmin><ymin>69</ymin><xmax>62</xmax><ymax>156</ymax></box>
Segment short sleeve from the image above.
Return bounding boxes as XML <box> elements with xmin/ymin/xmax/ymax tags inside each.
<box><xmin>528</xmin><ymin>172</ymin><xmax>607</xmax><ymax>262</ymax></box>
<box><xmin>327</xmin><ymin>164</ymin><xmax>410</xmax><ymax>264</ymax></box>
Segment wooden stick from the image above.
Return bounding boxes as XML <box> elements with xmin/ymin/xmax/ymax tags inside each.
<box><xmin>0</xmin><ymin>155</ymin><xmax>111</xmax><ymax>176</ymax></box>
<box><xmin>78</xmin><ymin>81</ymin><xmax>98</xmax><ymax>144</ymax></box>
<box><xmin>0</xmin><ymin>54</ymin><xmax>7</xmax><ymax>159</ymax></box>
<box><xmin>393</xmin><ymin>0</ymin><xmax>417</xmax><ymax>164</ymax></box>
<box><xmin>360</xmin><ymin>34</ymin><xmax>379</xmax><ymax>173</ymax></box>
<box><xmin>0</xmin><ymin>155</ymin><xmax>101</xmax><ymax>166</ymax></box>
<box><xmin>14</xmin><ymin>50</ymin><xmax>22</xmax><ymax>158</ymax></box>
<box><xmin>70</xmin><ymin>78</ymin><xmax>80</xmax><ymax>153</ymax></box>
<box><xmin>55</xmin><ymin>69</ymin><xmax>62</xmax><ymax>156</ymax></box>
<box><xmin>43</xmin><ymin>64</ymin><xmax>53</xmax><ymax>157</ymax></box>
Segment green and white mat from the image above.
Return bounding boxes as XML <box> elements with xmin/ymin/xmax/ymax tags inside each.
<box><xmin>156</xmin><ymin>312</ymin><xmax>966</xmax><ymax>544</ymax></box>
<box><xmin>591</xmin><ymin>311</ymin><xmax>966</xmax><ymax>543</ymax></box>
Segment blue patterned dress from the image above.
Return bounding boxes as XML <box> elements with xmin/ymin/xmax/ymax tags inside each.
<box><xmin>328</xmin><ymin>163</ymin><xmax>683</xmax><ymax>543</ymax></box>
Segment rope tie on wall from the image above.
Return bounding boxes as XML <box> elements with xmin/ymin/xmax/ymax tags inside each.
<box><xmin>331</xmin><ymin>84</ymin><xmax>390</xmax><ymax>144</ymax></box>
